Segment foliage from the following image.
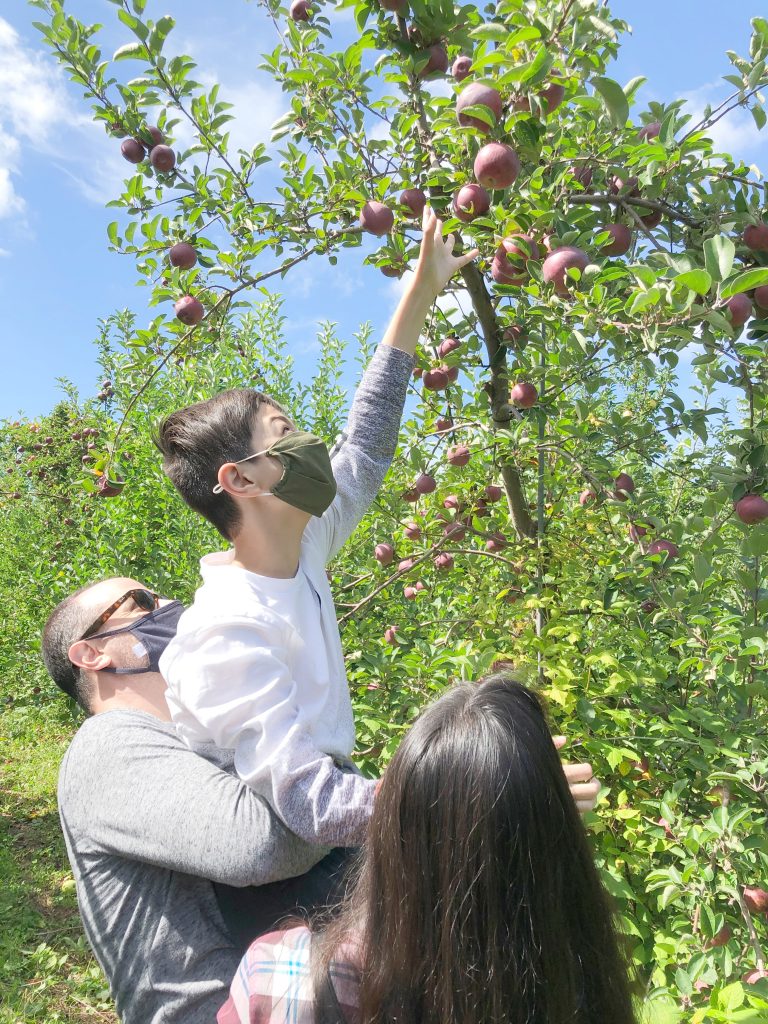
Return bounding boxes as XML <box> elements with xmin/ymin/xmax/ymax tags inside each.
<box><xmin>4</xmin><ymin>0</ymin><xmax>768</xmax><ymax>1018</ymax></box>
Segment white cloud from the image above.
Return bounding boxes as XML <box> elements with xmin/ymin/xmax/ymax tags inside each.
<box><xmin>0</xmin><ymin>166</ymin><xmax>24</xmax><ymax>220</ymax></box>
<box><xmin>678</xmin><ymin>79</ymin><xmax>766</xmax><ymax>172</ymax></box>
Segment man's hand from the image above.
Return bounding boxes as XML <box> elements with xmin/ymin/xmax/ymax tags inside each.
<box><xmin>411</xmin><ymin>204</ymin><xmax>479</xmax><ymax>300</ymax></box>
<box><xmin>553</xmin><ymin>735</ymin><xmax>601</xmax><ymax>815</ymax></box>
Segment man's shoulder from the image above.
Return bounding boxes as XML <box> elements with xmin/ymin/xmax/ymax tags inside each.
<box><xmin>60</xmin><ymin>711</ymin><xmax>182</xmax><ymax>780</ymax></box>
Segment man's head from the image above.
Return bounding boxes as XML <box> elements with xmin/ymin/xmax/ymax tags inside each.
<box><xmin>154</xmin><ymin>389</ymin><xmax>296</xmax><ymax>541</ymax></box>
<box><xmin>42</xmin><ymin>577</ymin><xmax>179</xmax><ymax>715</ymax></box>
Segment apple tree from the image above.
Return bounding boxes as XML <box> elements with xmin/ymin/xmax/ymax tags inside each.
<box><xmin>19</xmin><ymin>0</ymin><xmax>768</xmax><ymax>1013</ymax></box>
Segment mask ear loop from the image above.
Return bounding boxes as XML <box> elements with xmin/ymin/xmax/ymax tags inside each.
<box><xmin>212</xmin><ymin>446</ymin><xmax>272</xmax><ymax>496</ymax></box>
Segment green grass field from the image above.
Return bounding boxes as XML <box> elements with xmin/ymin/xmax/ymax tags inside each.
<box><xmin>0</xmin><ymin>709</ymin><xmax>116</xmax><ymax>1023</ymax></box>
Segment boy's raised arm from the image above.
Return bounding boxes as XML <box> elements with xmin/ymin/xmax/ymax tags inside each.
<box><xmin>307</xmin><ymin>207</ymin><xmax>478</xmax><ymax>563</ymax></box>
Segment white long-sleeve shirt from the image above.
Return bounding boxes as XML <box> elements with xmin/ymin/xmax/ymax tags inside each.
<box><xmin>160</xmin><ymin>343</ymin><xmax>414</xmax><ymax>846</ymax></box>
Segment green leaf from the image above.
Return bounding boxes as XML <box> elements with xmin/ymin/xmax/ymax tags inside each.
<box><xmin>721</xmin><ymin>267</ymin><xmax>768</xmax><ymax>299</ymax></box>
<box><xmin>717</xmin><ymin>982</ymin><xmax>745</xmax><ymax>1013</ymax></box>
<box><xmin>591</xmin><ymin>76</ymin><xmax>629</xmax><ymax>127</ymax></box>
<box><xmin>703</xmin><ymin>234</ymin><xmax>735</xmax><ymax>283</ymax></box>
<box><xmin>673</xmin><ymin>269</ymin><xmax>712</xmax><ymax>294</ymax></box>
<box><xmin>693</xmin><ymin>552</ymin><xmax>712</xmax><ymax>586</ymax></box>
<box><xmin>113</xmin><ymin>41</ymin><xmax>147</xmax><ymax>61</ymax></box>
<box><xmin>752</xmin><ymin>104</ymin><xmax>767</xmax><ymax>130</ymax></box>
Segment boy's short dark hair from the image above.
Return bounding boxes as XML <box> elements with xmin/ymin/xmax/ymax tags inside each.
<box><xmin>154</xmin><ymin>388</ymin><xmax>285</xmax><ymax>541</ymax></box>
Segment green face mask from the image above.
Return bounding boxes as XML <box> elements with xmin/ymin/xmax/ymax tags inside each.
<box><xmin>213</xmin><ymin>430</ymin><xmax>337</xmax><ymax>518</ymax></box>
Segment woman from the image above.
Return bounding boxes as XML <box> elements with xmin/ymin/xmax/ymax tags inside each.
<box><xmin>219</xmin><ymin>664</ymin><xmax>638</xmax><ymax>1024</ymax></box>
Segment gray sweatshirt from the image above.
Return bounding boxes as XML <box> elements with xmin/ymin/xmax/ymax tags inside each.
<box><xmin>57</xmin><ymin>343</ymin><xmax>414</xmax><ymax>1024</ymax></box>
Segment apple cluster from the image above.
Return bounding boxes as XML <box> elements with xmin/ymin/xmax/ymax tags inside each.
<box><xmin>119</xmin><ymin>124</ymin><xmax>176</xmax><ymax>174</ymax></box>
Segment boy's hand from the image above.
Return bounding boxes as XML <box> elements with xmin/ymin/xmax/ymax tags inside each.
<box><xmin>411</xmin><ymin>204</ymin><xmax>480</xmax><ymax>301</ymax></box>
<box><xmin>553</xmin><ymin>735</ymin><xmax>601</xmax><ymax>816</ymax></box>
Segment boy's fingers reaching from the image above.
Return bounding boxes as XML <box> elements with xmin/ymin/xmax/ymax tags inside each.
<box><xmin>553</xmin><ymin>735</ymin><xmax>567</xmax><ymax>750</ymax></box>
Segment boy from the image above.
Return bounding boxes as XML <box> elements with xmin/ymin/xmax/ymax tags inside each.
<box><xmin>157</xmin><ymin>206</ymin><xmax>478</xmax><ymax>846</ymax></box>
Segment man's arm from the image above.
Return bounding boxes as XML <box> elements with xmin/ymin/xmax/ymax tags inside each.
<box><xmin>305</xmin><ymin>207</ymin><xmax>479</xmax><ymax>563</ymax></box>
<box><xmin>59</xmin><ymin>711</ymin><xmax>326</xmax><ymax>887</ymax></box>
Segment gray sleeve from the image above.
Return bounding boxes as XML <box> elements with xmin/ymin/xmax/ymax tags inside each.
<box><xmin>305</xmin><ymin>343</ymin><xmax>414</xmax><ymax>563</ymax></box>
<box><xmin>59</xmin><ymin>712</ymin><xmax>327</xmax><ymax>887</ymax></box>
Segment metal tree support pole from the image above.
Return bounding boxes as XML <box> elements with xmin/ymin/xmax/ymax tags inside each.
<box><xmin>536</xmin><ymin>342</ymin><xmax>546</xmax><ymax>685</ymax></box>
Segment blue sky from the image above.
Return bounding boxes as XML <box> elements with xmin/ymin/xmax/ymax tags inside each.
<box><xmin>0</xmin><ymin>0</ymin><xmax>766</xmax><ymax>421</ymax></box>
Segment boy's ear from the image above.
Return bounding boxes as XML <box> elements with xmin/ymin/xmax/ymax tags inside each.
<box><xmin>216</xmin><ymin>461</ymin><xmax>259</xmax><ymax>499</ymax></box>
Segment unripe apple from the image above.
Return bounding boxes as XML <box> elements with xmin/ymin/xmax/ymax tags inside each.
<box><xmin>579</xmin><ymin>489</ymin><xmax>596</xmax><ymax>506</ymax></box>
<box><xmin>453</xmin><ymin>183</ymin><xmax>491</xmax><ymax>223</ymax></box>
<box><xmin>727</xmin><ymin>292</ymin><xmax>753</xmax><ymax>327</ymax></box>
<box><xmin>438</xmin><ymin>337</ymin><xmax>461</xmax><ymax>358</ymax></box>
<box><xmin>121</xmin><ymin>138</ymin><xmax>145</xmax><ymax>163</ymax></box>
<box><xmin>404</xmin><ymin>521</ymin><xmax>421</xmax><ymax>540</ymax></box>
<box><xmin>375</xmin><ymin>542</ymin><xmax>395</xmax><ymax>565</ymax></box>
<box><xmin>638</xmin><ymin>121</ymin><xmax>661</xmax><ymax>141</ymax></box>
<box><xmin>415</xmin><ymin>473</ymin><xmax>436</xmax><ymax>495</ymax></box>
<box><xmin>647</xmin><ymin>539</ymin><xmax>679</xmax><ymax>561</ymax></box>
<box><xmin>290</xmin><ymin>0</ymin><xmax>311</xmax><ymax>19</ymax></box>
<box><xmin>599</xmin><ymin>223</ymin><xmax>633</xmax><ymax>256</ymax></box>
<box><xmin>456</xmin><ymin>82</ymin><xmax>503</xmax><ymax>131</ymax></box>
<box><xmin>417</xmin><ymin>43</ymin><xmax>448</xmax><ymax>79</ymax></box>
<box><xmin>447</xmin><ymin>445</ymin><xmax>471</xmax><ymax>467</ymax></box>
<box><xmin>613</xmin><ymin>472</ymin><xmax>635</xmax><ymax>499</ymax></box>
<box><xmin>434</xmin><ymin>552</ymin><xmax>454</xmax><ymax>570</ymax></box>
<box><xmin>174</xmin><ymin>295</ymin><xmax>205</xmax><ymax>325</ymax></box>
<box><xmin>435</xmin><ymin>417</ymin><xmax>453</xmax><ymax>432</ymax></box>
<box><xmin>510</xmin><ymin>381</ymin><xmax>537</xmax><ymax>408</ymax></box>
<box><xmin>473</xmin><ymin>142</ymin><xmax>520</xmax><ymax>189</ymax></box>
<box><xmin>169</xmin><ymin>242</ymin><xmax>197</xmax><ymax>269</ymax></box>
<box><xmin>743</xmin><ymin>886</ymin><xmax>768</xmax><ymax>915</ymax></box>
<box><xmin>452</xmin><ymin>55</ymin><xmax>472</xmax><ymax>81</ymax></box>
<box><xmin>150</xmin><ymin>145</ymin><xmax>176</xmax><ymax>172</ymax></box>
<box><xmin>398</xmin><ymin>557</ymin><xmax>415</xmax><ymax>571</ymax></box>
<box><xmin>443</xmin><ymin>494</ymin><xmax>461</xmax><ymax>510</ymax></box>
<box><xmin>384</xmin><ymin>625</ymin><xmax>399</xmax><ymax>645</ymax></box>
<box><xmin>539</xmin><ymin>81</ymin><xmax>565</xmax><ymax>114</ymax></box>
<box><xmin>735</xmin><ymin>494</ymin><xmax>768</xmax><ymax>524</ymax></box>
<box><xmin>743</xmin><ymin>222</ymin><xmax>768</xmax><ymax>251</ymax></box>
<box><xmin>542</xmin><ymin>246</ymin><xmax>590</xmax><ymax>296</ymax></box>
<box><xmin>486</xmin><ymin>532</ymin><xmax>507</xmax><ymax>552</ymax></box>
<box><xmin>704</xmin><ymin>924</ymin><xmax>731</xmax><ymax>949</ymax></box>
<box><xmin>485</xmin><ymin>484</ymin><xmax>503</xmax><ymax>502</ymax></box>
<box><xmin>400</xmin><ymin>188</ymin><xmax>426</xmax><ymax>218</ymax></box>
<box><xmin>423</xmin><ymin>368</ymin><xmax>449</xmax><ymax>391</ymax></box>
<box><xmin>360</xmin><ymin>201</ymin><xmax>394</xmax><ymax>236</ymax></box>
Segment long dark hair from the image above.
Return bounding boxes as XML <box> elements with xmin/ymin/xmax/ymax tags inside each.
<box><xmin>310</xmin><ymin>666</ymin><xmax>638</xmax><ymax>1024</ymax></box>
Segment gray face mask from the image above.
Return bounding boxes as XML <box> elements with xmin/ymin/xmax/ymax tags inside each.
<box><xmin>96</xmin><ymin>601</ymin><xmax>185</xmax><ymax>675</ymax></box>
<box><xmin>213</xmin><ymin>430</ymin><xmax>337</xmax><ymax>518</ymax></box>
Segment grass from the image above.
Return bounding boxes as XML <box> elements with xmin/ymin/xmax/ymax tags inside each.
<box><xmin>0</xmin><ymin>707</ymin><xmax>117</xmax><ymax>1023</ymax></box>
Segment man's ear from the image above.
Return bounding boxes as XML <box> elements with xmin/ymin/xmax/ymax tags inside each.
<box><xmin>68</xmin><ymin>639</ymin><xmax>113</xmax><ymax>674</ymax></box>
<box><xmin>216</xmin><ymin>462</ymin><xmax>259</xmax><ymax>499</ymax></box>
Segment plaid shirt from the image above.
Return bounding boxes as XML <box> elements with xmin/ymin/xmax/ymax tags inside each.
<box><xmin>217</xmin><ymin>926</ymin><xmax>360</xmax><ymax>1024</ymax></box>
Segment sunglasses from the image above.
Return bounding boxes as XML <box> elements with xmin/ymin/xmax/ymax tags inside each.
<box><xmin>80</xmin><ymin>588</ymin><xmax>160</xmax><ymax>642</ymax></box>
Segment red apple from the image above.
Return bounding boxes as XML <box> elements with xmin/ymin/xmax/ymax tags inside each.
<box><xmin>539</xmin><ymin>81</ymin><xmax>565</xmax><ymax>114</ymax></box>
<box><xmin>443</xmin><ymin>494</ymin><xmax>461</xmax><ymax>510</ymax></box>
<box><xmin>452</xmin><ymin>55</ymin><xmax>472</xmax><ymax>81</ymax></box>
<box><xmin>486</xmin><ymin>532</ymin><xmax>507</xmax><ymax>552</ymax></box>
<box><xmin>704</xmin><ymin>924</ymin><xmax>731</xmax><ymax>949</ymax></box>
<box><xmin>579</xmin><ymin>489</ymin><xmax>597</xmax><ymax>506</ymax></box>
<box><xmin>360</xmin><ymin>201</ymin><xmax>394</xmax><ymax>236</ymax></box>
<box><xmin>147</xmin><ymin>125</ymin><xmax>165</xmax><ymax>147</ymax></box>
<box><xmin>504</xmin><ymin>324</ymin><xmax>525</xmax><ymax>344</ymax></box>
<box><xmin>412</xmin><ymin>366</ymin><xmax>423</xmax><ymax>379</ymax></box>
<box><xmin>415</xmin><ymin>473</ymin><xmax>436</xmax><ymax>495</ymax></box>
<box><xmin>510</xmin><ymin>381</ymin><xmax>537</xmax><ymax>408</ymax></box>
<box><xmin>613</xmin><ymin>472</ymin><xmax>635</xmax><ymax>499</ymax></box>
<box><xmin>491</xmin><ymin>255</ymin><xmax>526</xmax><ymax>286</ymax></box>
<box><xmin>96</xmin><ymin>475</ymin><xmax>124</xmax><ymax>498</ymax></box>
<box><xmin>442</xmin><ymin>364</ymin><xmax>458</xmax><ymax>383</ymax></box>
<box><xmin>727</xmin><ymin>293</ymin><xmax>753</xmax><ymax>327</ymax></box>
<box><xmin>120</xmin><ymin>138</ymin><xmax>145</xmax><ymax>163</ymax></box>
<box><xmin>443</xmin><ymin>521</ymin><xmax>466</xmax><ymax>540</ymax></box>
<box><xmin>647</xmin><ymin>539</ymin><xmax>679</xmax><ymax>561</ymax></box>
<box><xmin>404</xmin><ymin>521</ymin><xmax>421</xmax><ymax>540</ymax></box>
<box><xmin>434</xmin><ymin>552</ymin><xmax>454</xmax><ymax>570</ymax></box>
<box><xmin>375</xmin><ymin>542</ymin><xmax>395</xmax><ymax>565</ymax></box>
<box><xmin>599</xmin><ymin>223</ymin><xmax>633</xmax><ymax>256</ymax></box>
<box><xmin>754</xmin><ymin>285</ymin><xmax>768</xmax><ymax>311</ymax></box>
<box><xmin>174</xmin><ymin>295</ymin><xmax>204</xmax><ymax>325</ymax></box>
<box><xmin>447</xmin><ymin>445</ymin><xmax>471</xmax><ymax>466</ymax></box>
<box><xmin>290</xmin><ymin>0</ymin><xmax>311</xmax><ymax>19</ymax></box>
<box><xmin>640</xmin><ymin>599</ymin><xmax>658</xmax><ymax>614</ymax></box>
<box><xmin>417</xmin><ymin>43</ymin><xmax>448</xmax><ymax>79</ymax></box>
<box><xmin>569</xmin><ymin>163</ymin><xmax>593</xmax><ymax>189</ymax></box>
<box><xmin>384</xmin><ymin>626</ymin><xmax>399</xmax><ymax>645</ymax></box>
<box><xmin>438</xmin><ymin>337</ymin><xmax>461</xmax><ymax>358</ymax></box>
<box><xmin>453</xmin><ymin>183</ymin><xmax>491</xmax><ymax>222</ymax></box>
<box><xmin>435</xmin><ymin>417</ymin><xmax>453</xmax><ymax>432</ymax></box>
<box><xmin>657</xmin><ymin>817</ymin><xmax>675</xmax><ymax>839</ymax></box>
<box><xmin>629</xmin><ymin>522</ymin><xmax>647</xmax><ymax>542</ymax></box>
<box><xmin>400</xmin><ymin>188</ymin><xmax>426</xmax><ymax>218</ymax></box>
<box><xmin>473</xmin><ymin>142</ymin><xmax>520</xmax><ymax>189</ymax></box>
<box><xmin>423</xmin><ymin>368</ymin><xmax>449</xmax><ymax>391</ymax></box>
<box><xmin>735</xmin><ymin>494</ymin><xmax>768</xmax><ymax>524</ymax></box>
<box><xmin>743</xmin><ymin>886</ymin><xmax>768</xmax><ymax>915</ymax></box>
<box><xmin>456</xmin><ymin>83</ymin><xmax>503</xmax><ymax>131</ymax></box>
<box><xmin>609</xmin><ymin>175</ymin><xmax>640</xmax><ymax>197</ymax></box>
<box><xmin>638</xmin><ymin>121</ymin><xmax>661</xmax><ymax>141</ymax></box>
<box><xmin>150</xmin><ymin>145</ymin><xmax>176</xmax><ymax>172</ymax></box>
<box><xmin>496</xmin><ymin>233</ymin><xmax>539</xmax><ymax>272</ymax></box>
<box><xmin>398</xmin><ymin>557</ymin><xmax>415</xmax><ymax>571</ymax></box>
<box><xmin>404</xmin><ymin>585</ymin><xmax>418</xmax><ymax>600</ymax></box>
<box><xmin>511</xmin><ymin>94</ymin><xmax>530</xmax><ymax>112</ymax></box>
<box><xmin>641</xmin><ymin>207</ymin><xmax>663</xmax><ymax>228</ymax></box>
<box><xmin>743</xmin><ymin>969</ymin><xmax>768</xmax><ymax>984</ymax></box>
<box><xmin>744</xmin><ymin>222</ymin><xmax>768</xmax><ymax>251</ymax></box>
<box><xmin>381</xmin><ymin>0</ymin><xmax>406</xmax><ymax>10</ymax></box>
<box><xmin>542</xmin><ymin>246</ymin><xmax>590</xmax><ymax>296</ymax></box>
<box><xmin>485</xmin><ymin>484</ymin><xmax>503</xmax><ymax>502</ymax></box>
<box><xmin>169</xmin><ymin>242</ymin><xmax>197</xmax><ymax>269</ymax></box>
